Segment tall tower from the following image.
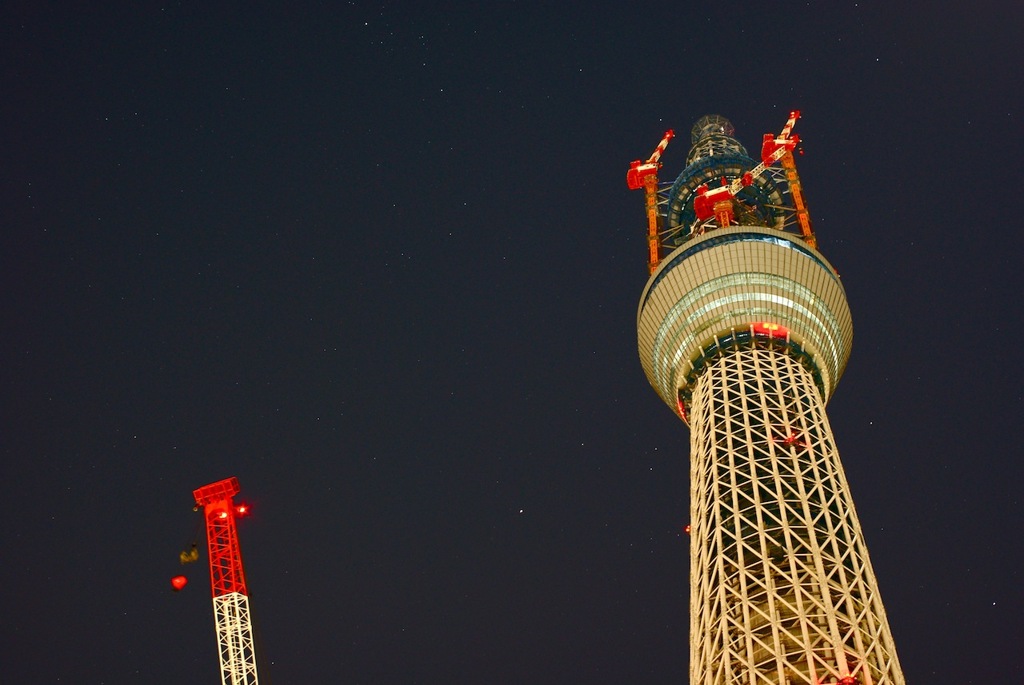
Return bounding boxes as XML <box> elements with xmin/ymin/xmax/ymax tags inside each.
<box><xmin>633</xmin><ymin>114</ymin><xmax>904</xmax><ymax>685</ymax></box>
<box><xmin>194</xmin><ymin>477</ymin><xmax>260</xmax><ymax>685</ymax></box>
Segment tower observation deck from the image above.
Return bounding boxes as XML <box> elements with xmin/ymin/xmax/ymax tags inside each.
<box><xmin>633</xmin><ymin>115</ymin><xmax>904</xmax><ymax>685</ymax></box>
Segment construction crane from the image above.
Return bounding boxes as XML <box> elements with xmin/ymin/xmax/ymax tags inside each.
<box><xmin>773</xmin><ymin>112</ymin><xmax>816</xmax><ymax>248</ymax></box>
<box><xmin>193</xmin><ymin>477</ymin><xmax>260</xmax><ymax>685</ymax></box>
<box><xmin>692</xmin><ymin>111</ymin><xmax>815</xmax><ymax>246</ymax></box>
<box><xmin>626</xmin><ymin>129</ymin><xmax>675</xmax><ymax>274</ymax></box>
<box><xmin>631</xmin><ymin>112</ymin><xmax>816</xmax><ymax>264</ymax></box>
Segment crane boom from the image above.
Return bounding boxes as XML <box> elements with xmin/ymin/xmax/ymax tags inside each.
<box><xmin>760</xmin><ymin>110</ymin><xmax>816</xmax><ymax>246</ymax></box>
<box><xmin>691</xmin><ymin>111</ymin><xmax>815</xmax><ymax>246</ymax></box>
<box><xmin>194</xmin><ymin>477</ymin><xmax>260</xmax><ymax>685</ymax></box>
<box><xmin>626</xmin><ymin>129</ymin><xmax>675</xmax><ymax>273</ymax></box>
<box><xmin>628</xmin><ymin>112</ymin><xmax>815</xmax><ymax>272</ymax></box>
<box><xmin>779</xmin><ymin>149</ymin><xmax>816</xmax><ymax>248</ymax></box>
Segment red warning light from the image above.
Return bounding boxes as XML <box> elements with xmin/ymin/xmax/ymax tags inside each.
<box><xmin>683</xmin><ymin>524</ymin><xmax>691</xmax><ymax>535</ymax></box>
<box><xmin>171</xmin><ymin>575</ymin><xmax>188</xmax><ymax>592</ymax></box>
<box><xmin>235</xmin><ymin>503</ymin><xmax>250</xmax><ymax>517</ymax></box>
<box><xmin>677</xmin><ymin>398</ymin><xmax>688</xmax><ymax>422</ymax></box>
<box><xmin>753</xmin><ymin>322</ymin><xmax>788</xmax><ymax>338</ymax></box>
<box><xmin>838</xmin><ymin>677</ymin><xmax>857</xmax><ymax>685</ymax></box>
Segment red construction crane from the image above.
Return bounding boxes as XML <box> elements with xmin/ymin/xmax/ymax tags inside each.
<box><xmin>193</xmin><ymin>477</ymin><xmax>260</xmax><ymax>685</ymax></box>
<box><xmin>627</xmin><ymin>129</ymin><xmax>675</xmax><ymax>274</ymax></box>
<box><xmin>692</xmin><ymin>111</ymin><xmax>814</xmax><ymax>244</ymax></box>
<box><xmin>774</xmin><ymin>118</ymin><xmax>816</xmax><ymax>248</ymax></box>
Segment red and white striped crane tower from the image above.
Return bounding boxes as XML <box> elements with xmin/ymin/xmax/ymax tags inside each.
<box><xmin>627</xmin><ymin>128</ymin><xmax>675</xmax><ymax>274</ymax></box>
<box><xmin>193</xmin><ymin>477</ymin><xmax>260</xmax><ymax>685</ymax></box>
<box><xmin>691</xmin><ymin>110</ymin><xmax>815</xmax><ymax>246</ymax></box>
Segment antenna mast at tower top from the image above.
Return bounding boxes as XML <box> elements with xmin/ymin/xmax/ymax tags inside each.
<box><xmin>193</xmin><ymin>477</ymin><xmax>260</xmax><ymax>685</ymax></box>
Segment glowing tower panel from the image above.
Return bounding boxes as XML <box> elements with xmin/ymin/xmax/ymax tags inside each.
<box><xmin>634</xmin><ymin>116</ymin><xmax>904</xmax><ymax>685</ymax></box>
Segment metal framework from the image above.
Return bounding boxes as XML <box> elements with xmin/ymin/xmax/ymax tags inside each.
<box><xmin>688</xmin><ymin>346</ymin><xmax>901</xmax><ymax>685</ymax></box>
<box><xmin>633</xmin><ymin>114</ymin><xmax>905</xmax><ymax>685</ymax></box>
<box><xmin>637</xmin><ymin>113</ymin><xmax>815</xmax><ymax>257</ymax></box>
<box><xmin>194</xmin><ymin>477</ymin><xmax>260</xmax><ymax>685</ymax></box>
<box><xmin>212</xmin><ymin>593</ymin><xmax>259</xmax><ymax>685</ymax></box>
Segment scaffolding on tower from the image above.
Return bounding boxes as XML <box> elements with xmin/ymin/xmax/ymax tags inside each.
<box><xmin>628</xmin><ymin>112</ymin><xmax>817</xmax><ymax>269</ymax></box>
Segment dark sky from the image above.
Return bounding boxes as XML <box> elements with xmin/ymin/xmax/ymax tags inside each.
<box><xmin>3</xmin><ymin>3</ymin><xmax>1022</xmax><ymax>683</ymax></box>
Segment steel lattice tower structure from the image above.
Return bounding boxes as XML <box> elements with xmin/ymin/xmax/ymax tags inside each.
<box><xmin>194</xmin><ymin>477</ymin><xmax>260</xmax><ymax>685</ymax></box>
<box><xmin>633</xmin><ymin>115</ymin><xmax>904</xmax><ymax>685</ymax></box>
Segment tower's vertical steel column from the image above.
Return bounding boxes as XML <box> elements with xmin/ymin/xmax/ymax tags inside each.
<box><xmin>636</xmin><ymin>116</ymin><xmax>904</xmax><ymax>685</ymax></box>
<box><xmin>195</xmin><ymin>477</ymin><xmax>260</xmax><ymax>685</ymax></box>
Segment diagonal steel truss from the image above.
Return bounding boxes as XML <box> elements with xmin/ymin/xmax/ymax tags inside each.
<box><xmin>688</xmin><ymin>347</ymin><xmax>904</xmax><ymax>685</ymax></box>
<box><xmin>195</xmin><ymin>477</ymin><xmax>260</xmax><ymax>685</ymax></box>
<box><xmin>213</xmin><ymin>592</ymin><xmax>259</xmax><ymax>685</ymax></box>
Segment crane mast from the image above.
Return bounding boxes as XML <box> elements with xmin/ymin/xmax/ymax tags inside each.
<box><xmin>194</xmin><ymin>477</ymin><xmax>260</xmax><ymax>685</ymax></box>
<box><xmin>627</xmin><ymin>129</ymin><xmax>675</xmax><ymax>274</ymax></box>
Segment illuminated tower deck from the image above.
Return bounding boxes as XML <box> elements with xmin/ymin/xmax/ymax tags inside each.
<box><xmin>633</xmin><ymin>115</ymin><xmax>904</xmax><ymax>685</ymax></box>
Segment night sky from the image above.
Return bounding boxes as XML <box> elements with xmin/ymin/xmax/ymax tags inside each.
<box><xmin>3</xmin><ymin>3</ymin><xmax>1022</xmax><ymax>684</ymax></box>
